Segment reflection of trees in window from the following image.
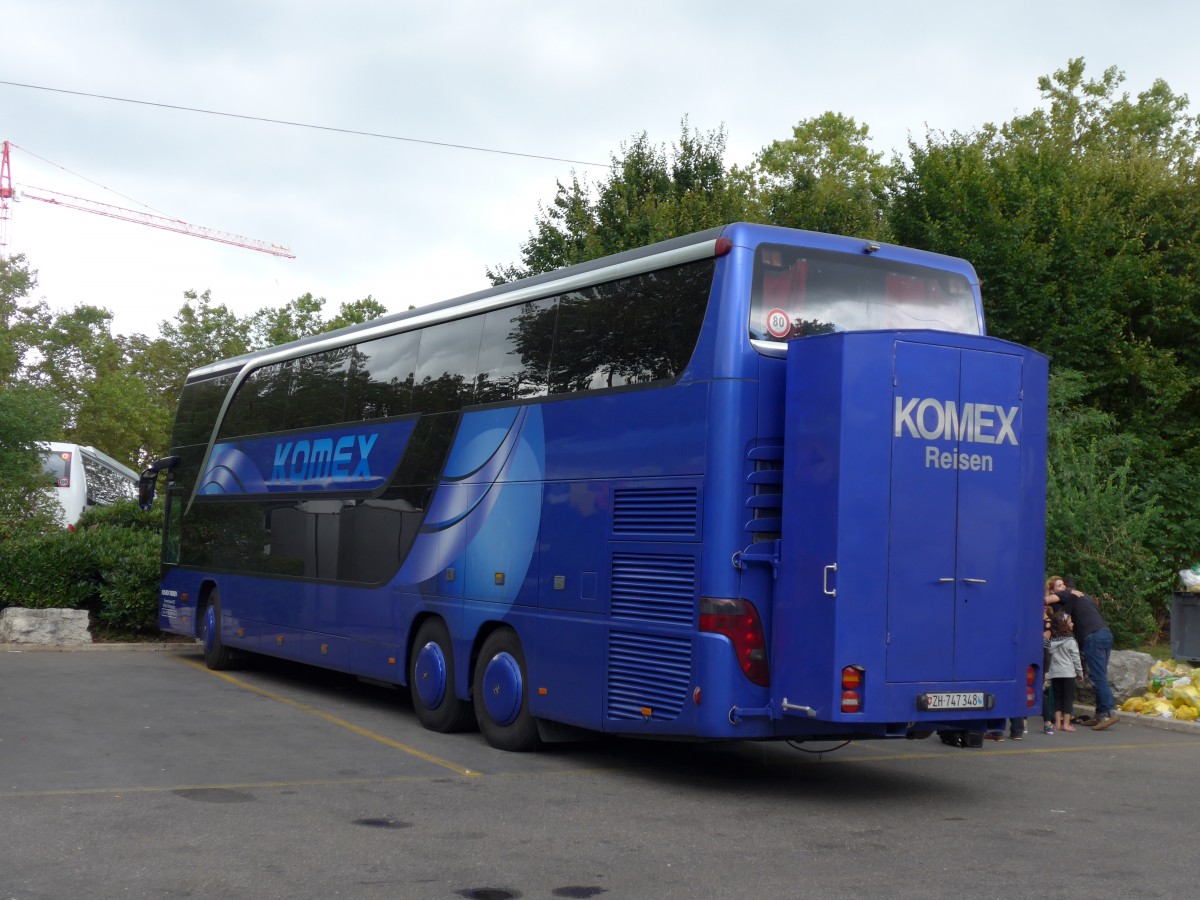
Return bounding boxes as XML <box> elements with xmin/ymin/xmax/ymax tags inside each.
<box><xmin>205</xmin><ymin>257</ymin><xmax>712</xmax><ymax>444</ymax></box>
<box><xmin>80</xmin><ymin>456</ymin><xmax>136</xmax><ymax>504</ymax></box>
<box><xmin>414</xmin><ymin>372</ymin><xmax>472</xmax><ymax>415</ymax></box>
<box><xmin>219</xmin><ymin>361</ymin><xmax>293</xmax><ymax>438</ymax></box>
<box><xmin>387</xmin><ymin>412</ymin><xmax>459</xmax><ymax>491</ymax></box>
<box><xmin>476</xmin><ymin>298</ymin><xmax>556</xmax><ymax>404</ymax></box>
<box><xmin>172</xmin><ymin>374</ymin><xmax>234</xmax><ymax>447</ymax></box>
<box><xmin>412</xmin><ymin>318</ymin><xmax>483</xmax><ymax>412</ymax></box>
<box><xmin>545</xmin><ymin>260</ymin><xmax>713</xmax><ymax>393</ymax></box>
<box><xmin>288</xmin><ymin>346</ymin><xmax>354</xmax><ymax>429</ymax></box>
<box><xmin>345</xmin><ymin>330</ymin><xmax>419</xmax><ymax>421</ymax></box>
<box><xmin>793</xmin><ymin>318</ymin><xmax>837</xmax><ymax>337</ymax></box>
<box><xmin>183</xmin><ymin>502</ymin><xmax>297</xmax><ymax>574</ymax></box>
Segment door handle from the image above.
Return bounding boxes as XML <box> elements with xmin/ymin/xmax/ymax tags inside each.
<box><xmin>823</xmin><ymin>564</ymin><xmax>837</xmax><ymax>597</ymax></box>
<box><xmin>962</xmin><ymin>578</ymin><xmax>987</xmax><ymax>584</ymax></box>
<box><xmin>938</xmin><ymin>577</ymin><xmax>955</xmax><ymax>583</ymax></box>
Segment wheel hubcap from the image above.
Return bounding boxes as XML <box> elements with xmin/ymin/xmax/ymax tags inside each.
<box><xmin>204</xmin><ymin>605</ymin><xmax>216</xmax><ymax>653</ymax></box>
<box><xmin>414</xmin><ymin>640</ymin><xmax>448</xmax><ymax>709</ymax></box>
<box><xmin>481</xmin><ymin>651</ymin><xmax>523</xmax><ymax>726</ymax></box>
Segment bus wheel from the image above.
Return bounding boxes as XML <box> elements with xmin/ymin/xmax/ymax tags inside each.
<box><xmin>473</xmin><ymin>629</ymin><xmax>540</xmax><ymax>752</ymax></box>
<box><xmin>409</xmin><ymin>619</ymin><xmax>475</xmax><ymax>733</ymax></box>
<box><xmin>201</xmin><ymin>591</ymin><xmax>235</xmax><ymax>671</ymax></box>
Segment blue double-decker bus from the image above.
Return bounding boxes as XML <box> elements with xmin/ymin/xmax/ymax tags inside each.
<box><xmin>142</xmin><ymin>222</ymin><xmax>1047</xmax><ymax>751</ymax></box>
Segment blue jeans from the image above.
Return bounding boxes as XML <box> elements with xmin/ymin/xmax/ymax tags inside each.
<box><xmin>1082</xmin><ymin>628</ymin><xmax>1115</xmax><ymax>717</ymax></box>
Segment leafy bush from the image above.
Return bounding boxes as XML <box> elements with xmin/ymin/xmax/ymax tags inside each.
<box><xmin>0</xmin><ymin>499</ymin><xmax>162</xmax><ymax>636</ymax></box>
<box><xmin>0</xmin><ymin>529</ymin><xmax>95</xmax><ymax>610</ymax></box>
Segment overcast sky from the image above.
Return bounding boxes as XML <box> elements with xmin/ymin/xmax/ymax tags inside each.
<box><xmin>4</xmin><ymin>1</ymin><xmax>1199</xmax><ymax>340</ymax></box>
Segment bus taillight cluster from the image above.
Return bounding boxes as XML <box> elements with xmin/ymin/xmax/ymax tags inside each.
<box><xmin>699</xmin><ymin>598</ymin><xmax>769</xmax><ymax>686</ymax></box>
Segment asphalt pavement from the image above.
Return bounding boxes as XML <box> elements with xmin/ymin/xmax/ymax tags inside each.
<box><xmin>2</xmin><ymin>643</ymin><xmax>1197</xmax><ymax>899</ymax></box>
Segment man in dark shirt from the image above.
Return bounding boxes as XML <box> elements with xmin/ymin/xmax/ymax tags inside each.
<box><xmin>1051</xmin><ymin>579</ymin><xmax>1118</xmax><ymax>729</ymax></box>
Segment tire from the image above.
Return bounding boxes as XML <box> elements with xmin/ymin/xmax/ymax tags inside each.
<box><xmin>200</xmin><ymin>590</ymin><xmax>236</xmax><ymax>671</ymax></box>
<box><xmin>409</xmin><ymin>619</ymin><xmax>475</xmax><ymax>733</ymax></box>
<box><xmin>472</xmin><ymin>628</ymin><xmax>540</xmax><ymax>752</ymax></box>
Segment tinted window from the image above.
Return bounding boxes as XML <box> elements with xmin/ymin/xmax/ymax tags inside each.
<box><xmin>475</xmin><ymin>298</ymin><xmax>556</xmax><ymax>404</ymax></box>
<box><xmin>412</xmin><ymin>317</ymin><xmax>484</xmax><ymax>413</ymax></box>
<box><xmin>219</xmin><ymin>361</ymin><xmax>293</xmax><ymax>438</ymax></box>
<box><xmin>549</xmin><ymin>261</ymin><xmax>712</xmax><ymax>394</ymax></box>
<box><xmin>288</xmin><ymin>347</ymin><xmax>352</xmax><ymax>429</ymax></box>
<box><xmin>346</xmin><ymin>330</ymin><xmax>420</xmax><ymax>421</ymax></box>
<box><xmin>172</xmin><ymin>374</ymin><xmax>234</xmax><ymax>447</ymax></box>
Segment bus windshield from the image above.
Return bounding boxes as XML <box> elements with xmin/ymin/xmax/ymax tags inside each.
<box><xmin>748</xmin><ymin>244</ymin><xmax>980</xmax><ymax>342</ymax></box>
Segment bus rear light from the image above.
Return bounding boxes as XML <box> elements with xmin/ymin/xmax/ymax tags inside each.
<box><xmin>699</xmin><ymin>598</ymin><xmax>769</xmax><ymax>686</ymax></box>
<box><xmin>1027</xmin><ymin>665</ymin><xmax>1038</xmax><ymax>707</ymax></box>
<box><xmin>841</xmin><ymin>666</ymin><xmax>864</xmax><ymax>713</ymax></box>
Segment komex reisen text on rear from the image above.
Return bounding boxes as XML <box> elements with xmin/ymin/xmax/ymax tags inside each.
<box><xmin>894</xmin><ymin>396</ymin><xmax>1019</xmax><ymax>472</ymax></box>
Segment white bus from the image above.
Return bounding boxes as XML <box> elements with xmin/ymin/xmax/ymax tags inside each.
<box><xmin>39</xmin><ymin>442</ymin><xmax>140</xmax><ymax>528</ymax></box>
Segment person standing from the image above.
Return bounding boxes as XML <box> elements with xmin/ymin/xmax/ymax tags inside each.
<box><xmin>1046</xmin><ymin>611</ymin><xmax>1084</xmax><ymax>731</ymax></box>
<box><xmin>1047</xmin><ymin>576</ymin><xmax>1119</xmax><ymax>730</ymax></box>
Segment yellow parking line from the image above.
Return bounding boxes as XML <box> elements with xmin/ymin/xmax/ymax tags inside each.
<box><xmin>179</xmin><ymin>657</ymin><xmax>479</xmax><ymax>777</ymax></box>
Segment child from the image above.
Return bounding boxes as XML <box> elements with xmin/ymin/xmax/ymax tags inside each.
<box><xmin>1041</xmin><ymin>612</ymin><xmax>1055</xmax><ymax>734</ymax></box>
<box><xmin>1046</xmin><ymin>611</ymin><xmax>1083</xmax><ymax>732</ymax></box>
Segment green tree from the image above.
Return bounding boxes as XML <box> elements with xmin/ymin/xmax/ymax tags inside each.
<box><xmin>490</xmin><ymin>121</ymin><xmax>751</xmax><ymax>282</ymax></box>
<box><xmin>749</xmin><ymin>111</ymin><xmax>893</xmax><ymax>239</ymax></box>
<box><xmin>158</xmin><ymin>289</ymin><xmax>252</xmax><ymax>367</ymax></box>
<box><xmin>325</xmin><ymin>295</ymin><xmax>388</xmax><ymax>332</ymax></box>
<box><xmin>248</xmin><ymin>292</ymin><xmax>388</xmax><ymax>348</ymax></box>
<box><xmin>0</xmin><ymin>384</ymin><xmax>65</xmax><ymax>538</ymax></box>
<box><xmin>1043</xmin><ymin>370</ymin><xmax>1163</xmax><ymax>644</ymax></box>
<box><xmin>890</xmin><ymin>59</ymin><xmax>1200</xmax><ymax>634</ymax></box>
<box><xmin>0</xmin><ymin>254</ymin><xmax>45</xmax><ymax>384</ymax></box>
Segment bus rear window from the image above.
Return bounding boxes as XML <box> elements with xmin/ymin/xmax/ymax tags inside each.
<box><xmin>41</xmin><ymin>450</ymin><xmax>72</xmax><ymax>487</ymax></box>
<box><xmin>749</xmin><ymin>244</ymin><xmax>980</xmax><ymax>342</ymax></box>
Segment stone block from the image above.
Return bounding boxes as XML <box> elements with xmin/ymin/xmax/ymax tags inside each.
<box><xmin>1076</xmin><ymin>649</ymin><xmax>1152</xmax><ymax>706</ymax></box>
<box><xmin>0</xmin><ymin>608</ymin><xmax>92</xmax><ymax>645</ymax></box>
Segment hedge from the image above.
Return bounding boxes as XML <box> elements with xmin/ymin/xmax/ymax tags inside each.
<box><xmin>0</xmin><ymin>500</ymin><xmax>162</xmax><ymax>636</ymax></box>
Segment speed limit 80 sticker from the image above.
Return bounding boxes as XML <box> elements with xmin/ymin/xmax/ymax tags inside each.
<box><xmin>766</xmin><ymin>308</ymin><xmax>791</xmax><ymax>339</ymax></box>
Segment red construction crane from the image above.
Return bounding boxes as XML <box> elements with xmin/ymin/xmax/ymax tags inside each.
<box><xmin>0</xmin><ymin>140</ymin><xmax>294</xmax><ymax>260</ymax></box>
<box><xmin>0</xmin><ymin>141</ymin><xmax>14</xmax><ymax>258</ymax></box>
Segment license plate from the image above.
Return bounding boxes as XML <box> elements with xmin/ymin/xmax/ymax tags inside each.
<box><xmin>920</xmin><ymin>691</ymin><xmax>985</xmax><ymax>711</ymax></box>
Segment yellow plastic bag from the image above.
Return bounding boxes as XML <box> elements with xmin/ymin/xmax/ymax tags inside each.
<box><xmin>1166</xmin><ymin>680</ymin><xmax>1200</xmax><ymax>712</ymax></box>
<box><xmin>1144</xmin><ymin>698</ymin><xmax>1176</xmax><ymax>717</ymax></box>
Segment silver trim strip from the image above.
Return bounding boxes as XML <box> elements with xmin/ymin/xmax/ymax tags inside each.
<box><xmin>750</xmin><ymin>338</ymin><xmax>788</xmax><ymax>357</ymax></box>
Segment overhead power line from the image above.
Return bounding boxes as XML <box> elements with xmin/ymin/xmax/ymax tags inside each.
<box><xmin>0</xmin><ymin>79</ymin><xmax>613</xmax><ymax>169</ymax></box>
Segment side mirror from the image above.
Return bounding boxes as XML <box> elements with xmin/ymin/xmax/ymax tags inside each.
<box><xmin>139</xmin><ymin>456</ymin><xmax>180</xmax><ymax>510</ymax></box>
